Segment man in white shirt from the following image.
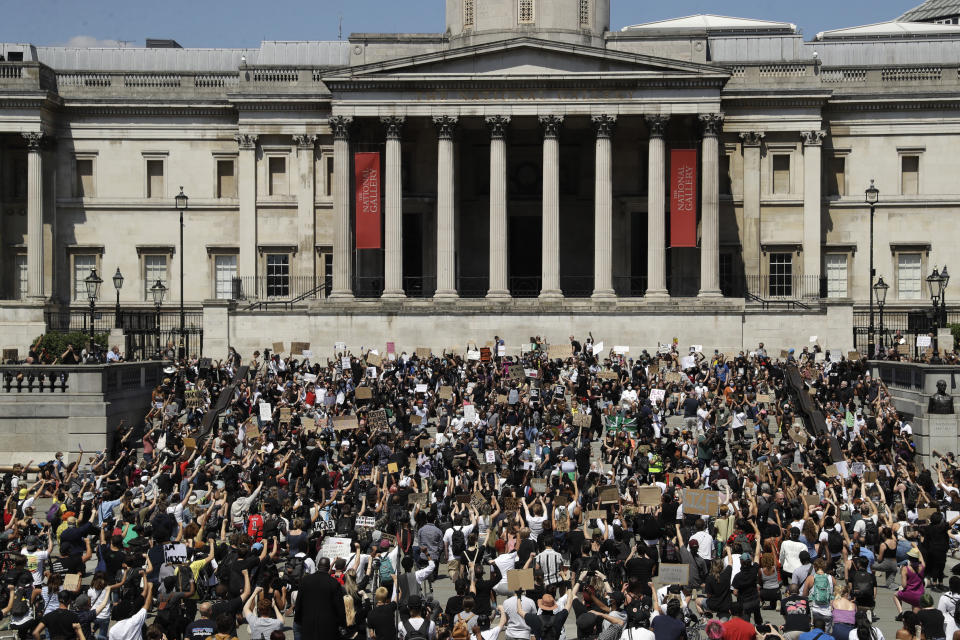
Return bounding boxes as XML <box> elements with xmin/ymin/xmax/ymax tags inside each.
<box><xmin>492</xmin><ymin>551</ymin><xmax>519</xmax><ymax>596</ymax></box>
<box><xmin>502</xmin><ymin>591</ymin><xmax>537</xmax><ymax>640</ymax></box>
<box><xmin>398</xmin><ymin>596</ymin><xmax>436</xmax><ymax>640</ymax></box>
<box><xmin>108</xmin><ymin>582</ymin><xmax>153</xmax><ymax>640</ymax></box>
<box><xmin>22</xmin><ymin>534</ymin><xmax>52</xmax><ymax>586</ymax></box>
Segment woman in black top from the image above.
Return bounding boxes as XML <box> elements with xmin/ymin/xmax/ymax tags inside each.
<box><xmin>921</xmin><ymin>512</ymin><xmax>950</xmax><ymax>590</ymax></box>
<box><xmin>624</xmin><ymin>544</ymin><xmax>657</xmax><ymax>597</ymax></box>
<box><xmin>702</xmin><ymin>558</ymin><xmax>732</xmax><ymax>617</ymax></box>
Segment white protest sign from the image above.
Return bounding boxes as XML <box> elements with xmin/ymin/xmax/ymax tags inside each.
<box><xmin>355</xmin><ymin>516</ymin><xmax>376</xmax><ymax>529</ymax></box>
<box><xmin>690</xmin><ymin>345</ymin><xmax>703</xmax><ymax>353</ymax></box>
<box><xmin>649</xmin><ymin>389</ymin><xmax>666</xmax><ymax>404</ymax></box>
<box><xmin>318</xmin><ymin>536</ymin><xmax>353</xmax><ymax>561</ymax></box>
<box><xmin>486</xmin><ymin>451</ymin><xmax>496</xmax><ymax>463</ymax></box>
<box><xmin>335</xmin><ymin>341</ymin><xmax>347</xmax><ymax>352</ymax></box>
<box><xmin>497</xmin><ymin>345</ymin><xmax>506</xmax><ymax>356</ymax></box>
<box><xmin>809</xmin><ymin>336</ymin><xmax>818</xmax><ymax>343</ymax></box>
<box><xmin>163</xmin><ymin>543</ymin><xmax>188</xmax><ymax>564</ymax></box>
<box><xmin>303</xmin><ymin>373</ymin><xmax>317</xmax><ymax>383</ymax></box>
<box><xmin>259</xmin><ymin>403</ymin><xmax>272</xmax><ymax>422</ymax></box>
<box><xmin>415</xmin><ymin>383</ymin><xmax>428</xmax><ymax>393</ymax></box>
<box><xmin>613</xmin><ymin>345</ymin><xmax>629</xmax><ymax>354</ymax></box>
<box><xmin>463</xmin><ymin>404</ymin><xmax>477</xmax><ymax>423</ymax></box>
<box><xmin>341</xmin><ymin>357</ymin><xmax>351</xmax><ymax>369</ymax></box>
<box><xmin>594</xmin><ymin>341</ymin><xmax>604</xmax><ymax>354</ymax></box>
<box><xmin>302</xmin><ymin>350</ymin><xmax>313</xmax><ymax>359</ymax></box>
<box><xmin>367</xmin><ymin>367</ymin><xmax>377</xmax><ymax>378</ymax></box>
<box><xmin>917</xmin><ymin>335</ymin><xmax>932</xmax><ymax>348</ymax></box>
<box><xmin>680</xmin><ymin>355</ymin><xmax>696</xmax><ymax>369</ymax></box>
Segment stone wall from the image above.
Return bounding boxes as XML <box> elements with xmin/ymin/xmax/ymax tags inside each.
<box><xmin>211</xmin><ymin>300</ymin><xmax>854</xmax><ymax>361</ymax></box>
<box><xmin>0</xmin><ymin>361</ymin><xmax>164</xmax><ymax>464</ymax></box>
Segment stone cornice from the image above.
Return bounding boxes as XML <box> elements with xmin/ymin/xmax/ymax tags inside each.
<box><xmin>330</xmin><ymin>77</ymin><xmax>727</xmax><ymax>92</ymax></box>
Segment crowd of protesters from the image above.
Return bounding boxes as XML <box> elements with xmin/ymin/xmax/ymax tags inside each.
<box><xmin>2</xmin><ymin>335</ymin><xmax>960</xmax><ymax>640</ymax></box>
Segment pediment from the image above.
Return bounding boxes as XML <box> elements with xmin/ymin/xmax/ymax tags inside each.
<box><xmin>325</xmin><ymin>38</ymin><xmax>728</xmax><ymax>82</ymax></box>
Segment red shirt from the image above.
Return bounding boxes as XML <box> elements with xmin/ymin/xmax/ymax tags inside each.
<box><xmin>723</xmin><ymin>617</ymin><xmax>757</xmax><ymax>640</ymax></box>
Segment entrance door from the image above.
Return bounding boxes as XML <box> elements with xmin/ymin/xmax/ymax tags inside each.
<box><xmin>402</xmin><ymin>212</ymin><xmax>427</xmax><ymax>296</ymax></box>
<box><xmin>630</xmin><ymin>211</ymin><xmax>648</xmax><ymax>296</ymax></box>
<box><xmin>509</xmin><ymin>216</ymin><xmax>541</xmax><ymax>297</ymax></box>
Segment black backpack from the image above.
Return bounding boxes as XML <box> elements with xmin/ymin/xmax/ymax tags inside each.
<box><xmin>451</xmin><ymin>527</ymin><xmax>466</xmax><ymax>558</ymax></box>
<box><xmin>216</xmin><ymin>547</ymin><xmax>238</xmax><ymax>582</ymax></box>
<box><xmin>402</xmin><ymin>619</ymin><xmax>429</xmax><ymax>640</ymax></box>
<box><xmin>827</xmin><ymin>530</ymin><xmax>843</xmax><ymax>554</ymax></box>
<box><xmin>863</xmin><ymin>520</ymin><xmax>879</xmax><ymax>548</ymax></box>
<box><xmin>285</xmin><ymin>556</ymin><xmax>307</xmax><ymax>589</ymax></box>
<box><xmin>540</xmin><ymin>613</ymin><xmax>562</xmax><ymax>640</ymax></box>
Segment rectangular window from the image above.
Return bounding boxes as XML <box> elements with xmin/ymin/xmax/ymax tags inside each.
<box><xmin>73</xmin><ymin>254</ymin><xmax>97</xmax><ymax>302</ymax></box>
<box><xmin>146</xmin><ymin>159</ymin><xmax>164</xmax><ymax>198</ymax></box>
<box><xmin>828</xmin><ymin>156</ymin><xmax>845</xmax><ymax>196</ymax></box>
<box><xmin>269</xmin><ymin>156</ymin><xmax>288</xmax><ymax>196</ymax></box>
<box><xmin>143</xmin><ymin>254</ymin><xmax>168</xmax><ymax>300</ymax></box>
<box><xmin>719</xmin><ymin>154</ymin><xmax>732</xmax><ymax>195</ymax></box>
<box><xmin>579</xmin><ymin>0</ymin><xmax>590</xmax><ymax>26</ymax></box>
<box><xmin>464</xmin><ymin>0</ymin><xmax>475</xmax><ymax>27</ymax></box>
<box><xmin>265</xmin><ymin>254</ymin><xmax>290</xmax><ymax>298</ymax></box>
<box><xmin>772</xmin><ymin>155</ymin><xmax>790</xmax><ymax>194</ymax></box>
<box><xmin>518</xmin><ymin>0</ymin><xmax>534</xmax><ymax>24</ymax></box>
<box><xmin>75</xmin><ymin>159</ymin><xmax>94</xmax><ymax>197</ymax></box>
<box><xmin>898</xmin><ymin>252</ymin><xmax>922</xmax><ymax>300</ymax></box>
<box><xmin>324</xmin><ymin>252</ymin><xmax>333</xmax><ymax>297</ymax></box>
<box><xmin>14</xmin><ymin>254</ymin><xmax>28</xmax><ymax>300</ymax></box>
<box><xmin>825</xmin><ymin>253</ymin><xmax>848</xmax><ymax>298</ymax></box>
<box><xmin>901</xmin><ymin>155</ymin><xmax>919</xmax><ymax>195</ymax></box>
<box><xmin>216</xmin><ymin>159</ymin><xmax>236</xmax><ymax>198</ymax></box>
<box><xmin>11</xmin><ymin>156</ymin><xmax>26</xmax><ymax>199</ymax></box>
<box><xmin>719</xmin><ymin>253</ymin><xmax>733</xmax><ymax>296</ymax></box>
<box><xmin>325</xmin><ymin>156</ymin><xmax>334</xmax><ymax>196</ymax></box>
<box><xmin>768</xmin><ymin>252</ymin><xmax>793</xmax><ymax>297</ymax></box>
<box><xmin>214</xmin><ymin>254</ymin><xmax>238</xmax><ymax>300</ymax></box>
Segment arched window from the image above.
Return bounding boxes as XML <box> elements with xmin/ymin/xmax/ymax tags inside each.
<box><xmin>518</xmin><ymin>0</ymin><xmax>535</xmax><ymax>24</ymax></box>
<box><xmin>464</xmin><ymin>0</ymin><xmax>475</xmax><ymax>28</ymax></box>
<box><xmin>579</xmin><ymin>0</ymin><xmax>590</xmax><ymax>26</ymax></box>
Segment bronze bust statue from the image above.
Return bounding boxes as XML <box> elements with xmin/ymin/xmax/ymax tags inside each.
<box><xmin>928</xmin><ymin>379</ymin><xmax>955</xmax><ymax>414</ymax></box>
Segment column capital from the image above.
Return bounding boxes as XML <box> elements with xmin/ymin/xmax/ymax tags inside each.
<box><xmin>644</xmin><ymin>114</ymin><xmax>669</xmax><ymax>138</ymax></box>
<box><xmin>293</xmin><ymin>134</ymin><xmax>317</xmax><ymax>150</ymax></box>
<box><xmin>801</xmin><ymin>130</ymin><xmax>827</xmax><ymax>146</ymax></box>
<box><xmin>539</xmin><ymin>115</ymin><xmax>564</xmax><ymax>139</ymax></box>
<box><xmin>591</xmin><ymin>114</ymin><xmax>617</xmax><ymax>139</ymax></box>
<box><xmin>485</xmin><ymin>115</ymin><xmax>511</xmax><ymax>139</ymax></box>
<box><xmin>21</xmin><ymin>131</ymin><xmax>49</xmax><ymax>150</ymax></box>
<box><xmin>699</xmin><ymin>113</ymin><xmax>725</xmax><ymax>137</ymax></box>
<box><xmin>329</xmin><ymin>115</ymin><xmax>353</xmax><ymax>141</ymax></box>
<box><xmin>234</xmin><ymin>133</ymin><xmax>259</xmax><ymax>150</ymax></box>
<box><xmin>433</xmin><ymin>115</ymin><xmax>459</xmax><ymax>139</ymax></box>
<box><xmin>380</xmin><ymin>116</ymin><xmax>406</xmax><ymax>140</ymax></box>
<box><xmin>739</xmin><ymin>131</ymin><xmax>765</xmax><ymax>147</ymax></box>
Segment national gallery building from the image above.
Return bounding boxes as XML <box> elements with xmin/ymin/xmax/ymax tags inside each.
<box><xmin>2</xmin><ymin>0</ymin><xmax>960</xmax><ymax>358</ymax></box>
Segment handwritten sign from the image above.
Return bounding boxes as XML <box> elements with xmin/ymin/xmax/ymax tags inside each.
<box><xmin>415</xmin><ymin>347</ymin><xmax>431</xmax><ymax>360</ymax></box>
<box><xmin>355</xmin><ymin>516</ymin><xmax>376</xmax><ymax>529</ymax></box>
<box><xmin>313</xmin><ymin>519</ymin><xmax>336</xmax><ymax>533</ymax></box>
<box><xmin>507</xmin><ymin>364</ymin><xmax>525</xmax><ymax>382</ymax></box>
<box><xmin>355</xmin><ymin>387</ymin><xmax>373</xmax><ymax>400</ymax></box>
<box><xmin>246</xmin><ymin>423</ymin><xmax>261</xmax><ymax>440</ymax></box>
<box><xmin>636</xmin><ymin>486</ymin><xmax>661</xmax><ymax>506</ymax></box>
<box><xmin>547</xmin><ymin>344</ymin><xmax>571</xmax><ymax>360</ymax></box>
<box><xmin>471</xmin><ymin>491</ymin><xmax>491</xmax><ymax>515</ymax></box>
<box><xmin>63</xmin><ymin>574</ymin><xmax>81</xmax><ymax>591</ymax></box>
<box><xmin>917</xmin><ymin>335</ymin><xmax>932</xmax><ymax>348</ymax></box>
<box><xmin>503</xmin><ymin>496</ymin><xmax>520</xmax><ymax>511</ymax></box>
<box><xmin>163</xmin><ymin>543</ymin><xmax>188</xmax><ymax>564</ymax></box>
<box><xmin>507</xmin><ymin>568</ymin><xmax>534</xmax><ymax>591</ymax></box>
<box><xmin>573</xmin><ymin>413</ymin><xmax>591</xmax><ymax>428</ymax></box>
<box><xmin>291</xmin><ymin>342</ymin><xmax>310</xmax><ymax>355</ymax></box>
<box><xmin>258</xmin><ymin>402</ymin><xmax>272</xmax><ymax>422</ymax></box>
<box><xmin>183</xmin><ymin>437</ymin><xmax>197</xmax><ymax>452</ymax></box>
<box><xmin>368</xmin><ymin>409</ymin><xmax>388</xmax><ymax>430</ymax></box>
<box><xmin>332</xmin><ymin>415</ymin><xmax>358</xmax><ymax>431</ymax></box>
<box><xmin>485</xmin><ymin>451</ymin><xmax>496</xmax><ymax>463</ymax></box>
<box><xmin>318</xmin><ymin>536</ymin><xmax>353</xmax><ymax>561</ymax></box>
<box><xmin>657</xmin><ymin>563</ymin><xmax>690</xmax><ymax>585</ymax></box>
<box><xmin>185</xmin><ymin>389</ymin><xmax>202</xmax><ymax>410</ymax></box>
<box><xmin>683</xmin><ymin>489</ymin><xmax>719</xmax><ymax>516</ymax></box>
<box><xmin>410</xmin><ymin>493</ymin><xmax>429</xmax><ymax>508</ymax></box>
<box><xmin>599</xmin><ymin>485</ymin><xmax>619</xmax><ymax>504</ymax></box>
<box><xmin>649</xmin><ymin>389</ymin><xmax>666</xmax><ymax>404</ymax></box>
<box><xmin>531</xmin><ymin>479</ymin><xmax>546</xmax><ymax>493</ymax></box>
<box><xmin>279</xmin><ymin>408</ymin><xmax>292</xmax><ymax>423</ymax></box>
<box><xmin>366</xmin><ymin>352</ymin><xmax>382</xmax><ymax>367</ymax></box>
<box><xmin>439</xmin><ymin>386</ymin><xmax>453</xmax><ymax>400</ymax></box>
<box><xmin>848</xmin><ymin>351</ymin><xmax>861</xmax><ymax>361</ymax></box>
<box><xmin>802</xmin><ymin>495</ymin><xmax>820</xmax><ymax>508</ymax></box>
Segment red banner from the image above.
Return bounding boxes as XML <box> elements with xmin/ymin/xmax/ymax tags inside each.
<box><xmin>354</xmin><ymin>152</ymin><xmax>381</xmax><ymax>249</ymax></box>
<box><xmin>670</xmin><ymin>149</ymin><xmax>698</xmax><ymax>248</ymax></box>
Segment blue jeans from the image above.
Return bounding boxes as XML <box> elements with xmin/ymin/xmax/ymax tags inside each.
<box><xmin>95</xmin><ymin>618</ymin><xmax>109</xmax><ymax>640</ymax></box>
<box><xmin>293</xmin><ymin>622</ymin><xmax>302</xmax><ymax>640</ymax></box>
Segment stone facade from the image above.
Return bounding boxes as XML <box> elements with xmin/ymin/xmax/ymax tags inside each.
<box><xmin>1</xmin><ymin>1</ymin><xmax>958</xmax><ymax>356</ymax></box>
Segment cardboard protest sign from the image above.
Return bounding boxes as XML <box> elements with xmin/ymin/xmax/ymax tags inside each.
<box><xmin>825</xmin><ymin>464</ymin><xmax>839</xmax><ymax>477</ymax></box>
<box><xmin>355</xmin><ymin>387</ymin><xmax>373</xmax><ymax>400</ymax></box>
<box><xmin>848</xmin><ymin>351</ymin><xmax>861</xmax><ymax>361</ymax></box>
<box><xmin>665</xmin><ymin>372</ymin><xmax>683</xmax><ymax>384</ymax></box>
<box><xmin>598</xmin><ymin>370</ymin><xmax>618</xmax><ymax>380</ymax></box>
<box><xmin>471</xmin><ymin>491</ymin><xmax>491</xmax><ymax>515</ymax></box>
<box><xmin>366</xmin><ymin>352</ymin><xmax>382</xmax><ymax>367</ymax></box>
<box><xmin>455</xmin><ymin>494</ymin><xmax>471</xmax><ymax>504</ymax></box>
<box><xmin>332</xmin><ymin>415</ymin><xmax>358</xmax><ymax>431</ymax></box>
<box><xmin>271</xmin><ymin>342</ymin><xmax>284</xmax><ymax>354</ymax></box>
<box><xmin>547</xmin><ymin>344</ymin><xmax>571</xmax><ymax>360</ymax></box>
<box><xmin>387</xmin><ymin>462</ymin><xmax>399</xmax><ymax>473</ymax></box>
<box><xmin>863</xmin><ymin>470</ymin><xmax>878</xmax><ymax>482</ymax></box>
<box><xmin>918</xmin><ymin>507</ymin><xmax>937</xmax><ymax>521</ymax></box>
<box><xmin>636</xmin><ymin>486</ymin><xmax>661</xmax><ymax>506</ymax></box>
<box><xmin>656</xmin><ymin>563</ymin><xmax>690</xmax><ymax>585</ymax></box>
<box><xmin>554</xmin><ymin>507</ymin><xmax>570</xmax><ymax>532</ymax></box>
<box><xmin>802</xmin><ymin>494</ymin><xmax>820</xmax><ymax>507</ymax></box>
<box><xmin>410</xmin><ymin>415</ymin><xmax>422</xmax><ymax>425</ymax></box>
<box><xmin>573</xmin><ymin>413</ymin><xmax>592</xmax><ymax>428</ymax></box>
<box><xmin>507</xmin><ymin>569</ymin><xmax>535</xmax><ymax>591</ymax></box>
<box><xmin>647</xmin><ymin>365</ymin><xmax>659</xmax><ymax>379</ymax></box>
<box><xmin>503</xmin><ymin>496</ymin><xmax>520</xmax><ymax>511</ymax></box>
<box><xmin>683</xmin><ymin>489</ymin><xmax>719</xmax><ymax>516</ymax></box>
<box><xmin>531</xmin><ymin>479</ymin><xmax>546</xmax><ymax>493</ymax></box>
<box><xmin>416</xmin><ymin>347</ymin><xmax>431</xmax><ymax>359</ymax></box>
<box><xmin>1</xmin><ymin>349</ymin><xmax>18</xmax><ymax>363</ymax></box>
<box><xmin>185</xmin><ymin>389</ymin><xmax>202</xmax><ymax>410</ymax></box>
<box><xmin>587</xmin><ymin>509</ymin><xmax>606</xmax><ymax>520</ymax></box>
<box><xmin>599</xmin><ymin>485</ymin><xmax>619</xmax><ymax>504</ymax></box>
<box><xmin>368</xmin><ymin>409</ymin><xmax>388</xmax><ymax>430</ymax></box>
<box><xmin>789</xmin><ymin>428</ymin><xmax>809</xmax><ymax>445</ymax></box>
<box><xmin>63</xmin><ymin>574</ymin><xmax>81</xmax><ymax>592</ymax></box>
<box><xmin>507</xmin><ymin>364</ymin><xmax>525</xmax><ymax>382</ymax></box>
<box><xmin>410</xmin><ymin>493</ymin><xmax>429</xmax><ymax>508</ymax></box>
<box><xmin>291</xmin><ymin>342</ymin><xmax>310</xmax><ymax>355</ymax></box>
<box><xmin>183</xmin><ymin>437</ymin><xmax>197</xmax><ymax>452</ymax></box>
<box><xmin>279</xmin><ymin>408</ymin><xmax>292</xmax><ymax>423</ymax></box>
<box><xmin>439</xmin><ymin>386</ymin><xmax>453</xmax><ymax>400</ymax></box>
<box><xmin>246</xmin><ymin>422</ymin><xmax>261</xmax><ymax>440</ymax></box>
<box><xmin>757</xmin><ymin>394</ymin><xmax>772</xmax><ymax>404</ymax></box>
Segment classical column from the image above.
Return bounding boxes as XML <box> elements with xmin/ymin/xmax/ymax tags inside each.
<box><xmin>434</xmin><ymin>115</ymin><xmax>459</xmax><ymax>299</ymax></box>
<box><xmin>381</xmin><ymin>116</ymin><xmax>406</xmax><ymax>299</ymax></box>
<box><xmin>329</xmin><ymin>116</ymin><xmax>354</xmax><ymax>299</ymax></box>
<box><xmin>539</xmin><ymin>115</ymin><xmax>564</xmax><ymax>300</ymax></box>
<box><xmin>802</xmin><ymin>130</ymin><xmax>826</xmax><ymax>297</ymax></box>
<box><xmin>645</xmin><ymin>115</ymin><xmax>669</xmax><ymax>299</ymax></box>
<box><xmin>740</xmin><ymin>131</ymin><xmax>764</xmax><ymax>280</ymax></box>
<box><xmin>698</xmin><ymin>113</ymin><xmax>724</xmax><ymax>297</ymax></box>
<box><xmin>592</xmin><ymin>114</ymin><xmax>616</xmax><ymax>299</ymax></box>
<box><xmin>486</xmin><ymin>115</ymin><xmax>511</xmax><ymax>299</ymax></box>
<box><xmin>235</xmin><ymin>133</ymin><xmax>258</xmax><ymax>286</ymax></box>
<box><xmin>23</xmin><ymin>132</ymin><xmax>46</xmax><ymax>299</ymax></box>
<box><xmin>293</xmin><ymin>134</ymin><xmax>317</xmax><ymax>290</ymax></box>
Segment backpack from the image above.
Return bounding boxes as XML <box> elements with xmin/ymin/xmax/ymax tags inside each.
<box><xmin>216</xmin><ymin>547</ymin><xmax>238</xmax><ymax>582</ymax></box>
<box><xmin>451</xmin><ymin>527</ymin><xmax>466</xmax><ymax>558</ymax></box>
<box><xmin>540</xmin><ymin>613</ymin><xmax>562</xmax><ymax>640</ymax></box>
<box><xmin>176</xmin><ymin>566</ymin><xmax>193</xmax><ymax>594</ymax></box>
<box><xmin>812</xmin><ymin>573</ymin><xmax>832</xmax><ymax>605</ymax></box>
<box><xmin>863</xmin><ymin>520</ymin><xmax>879</xmax><ymax>548</ymax></box>
<box><xmin>827</xmin><ymin>530</ymin><xmax>843</xmax><ymax>555</ymax></box>
<box><xmin>46</xmin><ymin>502</ymin><xmax>61</xmax><ymax>524</ymax></box>
<box><xmin>397</xmin><ymin>572</ymin><xmax>421</xmax><ymax>606</ymax></box>
<box><xmin>247</xmin><ymin>514</ymin><xmax>264</xmax><ymax>543</ymax></box>
<box><xmin>452</xmin><ymin>614</ymin><xmax>474</xmax><ymax>640</ymax></box>
<box><xmin>378</xmin><ymin>556</ymin><xmax>395</xmax><ymax>584</ymax></box>
<box><xmin>9</xmin><ymin>584</ymin><xmax>31</xmax><ymax>618</ymax></box>
<box><xmin>401</xmin><ymin>619</ymin><xmax>429</xmax><ymax>640</ymax></box>
<box><xmin>950</xmin><ymin>595</ymin><xmax>960</xmax><ymax>630</ymax></box>
<box><xmin>285</xmin><ymin>555</ymin><xmax>307</xmax><ymax>589</ymax></box>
